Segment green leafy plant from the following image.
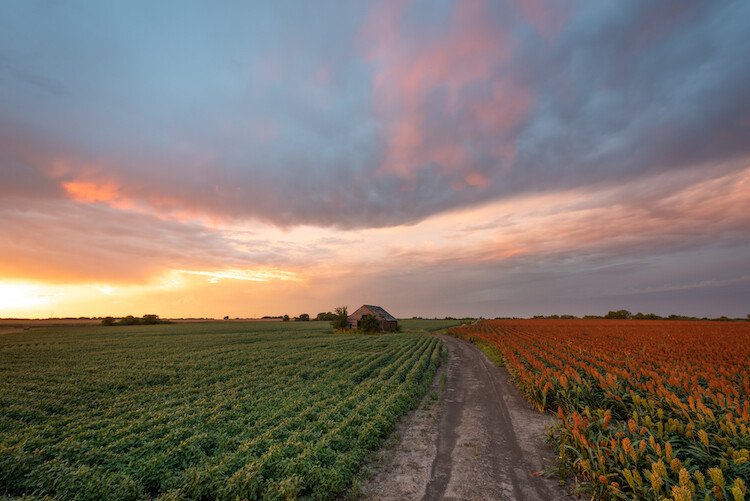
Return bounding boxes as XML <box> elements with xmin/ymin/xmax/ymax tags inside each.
<box><xmin>358</xmin><ymin>314</ymin><xmax>381</xmax><ymax>333</ymax></box>
<box><xmin>0</xmin><ymin>322</ymin><xmax>443</xmax><ymax>500</ymax></box>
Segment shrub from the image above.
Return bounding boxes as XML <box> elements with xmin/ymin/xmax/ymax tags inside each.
<box><xmin>358</xmin><ymin>314</ymin><xmax>381</xmax><ymax>333</ymax></box>
<box><xmin>119</xmin><ymin>315</ymin><xmax>139</xmax><ymax>325</ymax></box>
<box><xmin>142</xmin><ymin>314</ymin><xmax>161</xmax><ymax>325</ymax></box>
<box><xmin>101</xmin><ymin>314</ymin><xmax>169</xmax><ymax>326</ymax></box>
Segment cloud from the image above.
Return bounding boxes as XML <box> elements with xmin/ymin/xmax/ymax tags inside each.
<box><xmin>1</xmin><ymin>1</ymin><xmax>748</xmax><ymax>229</ymax></box>
<box><xmin>0</xmin><ymin>195</ymin><xmax>275</xmax><ymax>284</ymax></box>
<box><xmin>362</xmin><ymin>0</ymin><xmax>531</xmax><ymax>185</ymax></box>
<box><xmin>512</xmin><ymin>1</ymin><xmax>750</xmax><ymax>191</ymax></box>
<box><xmin>320</xmin><ymin>162</ymin><xmax>750</xmax><ymax>317</ymax></box>
<box><xmin>2</xmin><ymin>161</ymin><xmax>749</xmax><ymax>317</ymax></box>
<box><xmin>620</xmin><ymin>276</ymin><xmax>750</xmax><ymax>296</ymax></box>
<box><xmin>177</xmin><ymin>269</ymin><xmax>302</xmax><ymax>283</ymax></box>
<box><xmin>2</xmin><ymin>1</ymin><xmax>750</xmax><ymax>318</ymax></box>
<box><xmin>378</xmin><ymin>161</ymin><xmax>750</xmax><ymax>271</ymax></box>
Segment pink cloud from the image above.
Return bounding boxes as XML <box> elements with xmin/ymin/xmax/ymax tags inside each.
<box><xmin>467</xmin><ymin>164</ymin><xmax>750</xmax><ymax>266</ymax></box>
<box><xmin>9</xmin><ymin>143</ymin><xmax>216</xmax><ymax>225</ymax></box>
<box><xmin>59</xmin><ymin>175</ymin><xmax>210</xmax><ymax>224</ymax></box>
<box><xmin>464</xmin><ymin>172</ymin><xmax>490</xmax><ymax>188</ymax></box>
<box><xmin>314</xmin><ymin>63</ymin><xmax>331</xmax><ymax>86</ymax></box>
<box><xmin>361</xmin><ymin>0</ymin><xmax>532</xmax><ymax>182</ymax></box>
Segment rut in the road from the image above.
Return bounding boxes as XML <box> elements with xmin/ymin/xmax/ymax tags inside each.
<box><xmin>358</xmin><ymin>335</ymin><xmax>570</xmax><ymax>501</ymax></box>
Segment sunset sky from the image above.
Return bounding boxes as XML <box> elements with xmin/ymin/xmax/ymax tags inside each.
<box><xmin>2</xmin><ymin>0</ymin><xmax>749</xmax><ymax>319</ymax></box>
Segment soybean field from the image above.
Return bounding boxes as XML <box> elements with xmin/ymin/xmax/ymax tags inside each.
<box><xmin>0</xmin><ymin>321</ymin><xmax>443</xmax><ymax>500</ymax></box>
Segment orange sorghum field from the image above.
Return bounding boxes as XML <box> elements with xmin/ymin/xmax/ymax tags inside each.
<box><xmin>448</xmin><ymin>319</ymin><xmax>750</xmax><ymax>500</ymax></box>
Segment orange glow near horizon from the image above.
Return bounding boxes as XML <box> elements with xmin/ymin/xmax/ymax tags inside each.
<box><xmin>3</xmin><ymin>163</ymin><xmax>749</xmax><ymax>319</ymax></box>
<box><xmin>0</xmin><ymin>283</ymin><xmax>54</xmax><ymax>311</ymax></box>
<box><xmin>0</xmin><ymin>269</ymin><xmax>308</xmax><ymax>319</ymax></box>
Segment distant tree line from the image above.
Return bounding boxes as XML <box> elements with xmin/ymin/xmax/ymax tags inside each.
<box><xmin>277</xmin><ymin>311</ymin><xmax>350</xmax><ymax>322</ymax></box>
<box><xmin>101</xmin><ymin>314</ymin><xmax>171</xmax><ymax>326</ymax></box>
<box><xmin>520</xmin><ymin>310</ymin><xmax>748</xmax><ymax>321</ymax></box>
<box><xmin>260</xmin><ymin>312</ymin><xmax>337</xmax><ymax>322</ymax></box>
<box><xmin>231</xmin><ymin>310</ymin><xmax>750</xmax><ymax>324</ymax></box>
<box><xmin>599</xmin><ymin>310</ymin><xmax>743</xmax><ymax>321</ymax></box>
<box><xmin>531</xmin><ymin>314</ymin><xmax>578</xmax><ymax>319</ymax></box>
<box><xmin>315</xmin><ymin>312</ymin><xmax>338</xmax><ymax>321</ymax></box>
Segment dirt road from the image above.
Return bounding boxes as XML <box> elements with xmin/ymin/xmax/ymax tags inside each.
<box><xmin>358</xmin><ymin>335</ymin><xmax>570</xmax><ymax>500</ymax></box>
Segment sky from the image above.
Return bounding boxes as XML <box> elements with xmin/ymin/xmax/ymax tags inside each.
<box><xmin>1</xmin><ymin>0</ymin><xmax>750</xmax><ymax>319</ymax></box>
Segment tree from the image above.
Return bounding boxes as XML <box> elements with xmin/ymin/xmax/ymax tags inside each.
<box><xmin>633</xmin><ymin>312</ymin><xmax>660</xmax><ymax>320</ymax></box>
<box><xmin>358</xmin><ymin>314</ymin><xmax>381</xmax><ymax>333</ymax></box>
<box><xmin>298</xmin><ymin>313</ymin><xmax>310</xmax><ymax>321</ymax></box>
<box><xmin>330</xmin><ymin>306</ymin><xmax>349</xmax><ymax>330</ymax></box>
<box><xmin>282</xmin><ymin>315</ymin><xmax>290</xmax><ymax>322</ymax></box>
<box><xmin>142</xmin><ymin>314</ymin><xmax>161</xmax><ymax>324</ymax></box>
<box><xmin>119</xmin><ymin>315</ymin><xmax>139</xmax><ymax>325</ymax></box>
<box><xmin>101</xmin><ymin>317</ymin><xmax>115</xmax><ymax>326</ymax></box>
<box><xmin>605</xmin><ymin>310</ymin><xmax>632</xmax><ymax>319</ymax></box>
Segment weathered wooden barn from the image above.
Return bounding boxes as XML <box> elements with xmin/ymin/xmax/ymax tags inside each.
<box><xmin>347</xmin><ymin>305</ymin><xmax>398</xmax><ymax>332</ymax></box>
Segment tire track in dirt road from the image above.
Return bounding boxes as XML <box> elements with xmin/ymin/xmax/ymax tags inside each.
<box><xmin>358</xmin><ymin>334</ymin><xmax>570</xmax><ymax>501</ymax></box>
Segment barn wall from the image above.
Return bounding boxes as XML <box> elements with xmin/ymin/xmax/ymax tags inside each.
<box><xmin>381</xmin><ymin>320</ymin><xmax>398</xmax><ymax>332</ymax></box>
<box><xmin>346</xmin><ymin>306</ymin><xmax>398</xmax><ymax>332</ymax></box>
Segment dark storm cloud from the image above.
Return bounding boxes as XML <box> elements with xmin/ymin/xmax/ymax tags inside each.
<box><xmin>1</xmin><ymin>0</ymin><xmax>749</xmax><ymax>229</ymax></box>
<box><xmin>510</xmin><ymin>1</ymin><xmax>750</xmax><ymax>193</ymax></box>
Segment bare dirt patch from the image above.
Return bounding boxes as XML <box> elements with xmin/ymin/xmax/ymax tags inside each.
<box><xmin>0</xmin><ymin>327</ymin><xmax>25</xmax><ymax>335</ymax></box>
<box><xmin>357</xmin><ymin>335</ymin><xmax>570</xmax><ymax>501</ymax></box>
<box><xmin>0</xmin><ymin>319</ymin><xmax>101</xmax><ymax>327</ymax></box>
<box><xmin>355</xmin><ymin>346</ymin><xmax>446</xmax><ymax>500</ymax></box>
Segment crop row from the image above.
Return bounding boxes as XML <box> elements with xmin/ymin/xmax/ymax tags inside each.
<box><xmin>0</xmin><ymin>322</ymin><xmax>443</xmax><ymax>500</ymax></box>
<box><xmin>449</xmin><ymin>319</ymin><xmax>749</xmax><ymax>500</ymax></box>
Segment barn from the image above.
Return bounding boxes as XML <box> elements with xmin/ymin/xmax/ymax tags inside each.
<box><xmin>347</xmin><ymin>305</ymin><xmax>398</xmax><ymax>332</ymax></box>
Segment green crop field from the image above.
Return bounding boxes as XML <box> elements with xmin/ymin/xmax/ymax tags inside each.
<box><xmin>0</xmin><ymin>321</ymin><xmax>443</xmax><ymax>500</ymax></box>
<box><xmin>398</xmin><ymin>318</ymin><xmax>467</xmax><ymax>332</ymax></box>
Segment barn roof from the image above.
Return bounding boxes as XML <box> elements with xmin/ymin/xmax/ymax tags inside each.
<box><xmin>362</xmin><ymin>305</ymin><xmax>397</xmax><ymax>322</ymax></box>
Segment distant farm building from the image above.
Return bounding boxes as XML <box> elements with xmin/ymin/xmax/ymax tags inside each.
<box><xmin>347</xmin><ymin>305</ymin><xmax>398</xmax><ymax>332</ymax></box>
